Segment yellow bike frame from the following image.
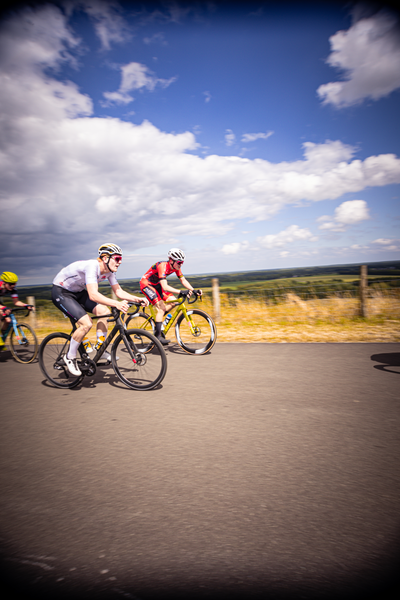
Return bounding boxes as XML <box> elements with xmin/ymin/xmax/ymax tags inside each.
<box><xmin>136</xmin><ymin>295</ymin><xmax>201</xmax><ymax>336</ymax></box>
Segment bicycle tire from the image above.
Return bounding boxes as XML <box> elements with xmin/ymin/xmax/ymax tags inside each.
<box><xmin>125</xmin><ymin>312</ymin><xmax>156</xmax><ymax>352</ymax></box>
<box><xmin>9</xmin><ymin>322</ymin><xmax>38</xmax><ymax>363</ymax></box>
<box><xmin>111</xmin><ymin>328</ymin><xmax>167</xmax><ymax>390</ymax></box>
<box><xmin>39</xmin><ymin>332</ymin><xmax>84</xmax><ymax>389</ymax></box>
<box><xmin>175</xmin><ymin>309</ymin><xmax>217</xmax><ymax>355</ymax></box>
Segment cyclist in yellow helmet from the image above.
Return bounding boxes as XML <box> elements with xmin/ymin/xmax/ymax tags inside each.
<box><xmin>0</xmin><ymin>272</ymin><xmax>33</xmax><ymax>350</ymax></box>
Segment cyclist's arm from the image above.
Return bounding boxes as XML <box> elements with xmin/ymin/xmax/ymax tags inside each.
<box><xmin>179</xmin><ymin>277</ymin><xmax>202</xmax><ymax>296</ymax></box>
<box><xmin>160</xmin><ymin>279</ymin><xmax>182</xmax><ymax>295</ymax></box>
<box><xmin>86</xmin><ymin>282</ymin><xmax>127</xmax><ymax>311</ymax></box>
<box><xmin>111</xmin><ymin>283</ymin><xmax>149</xmax><ymax>306</ymax></box>
<box><xmin>11</xmin><ymin>297</ymin><xmax>33</xmax><ymax>309</ymax></box>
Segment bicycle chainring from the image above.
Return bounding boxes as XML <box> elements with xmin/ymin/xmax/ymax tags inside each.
<box><xmin>80</xmin><ymin>357</ymin><xmax>97</xmax><ymax>376</ymax></box>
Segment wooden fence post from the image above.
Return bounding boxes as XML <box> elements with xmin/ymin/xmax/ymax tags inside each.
<box><xmin>212</xmin><ymin>278</ymin><xmax>220</xmax><ymax>322</ymax></box>
<box><xmin>359</xmin><ymin>265</ymin><xmax>367</xmax><ymax>318</ymax></box>
<box><xmin>27</xmin><ymin>296</ymin><xmax>37</xmax><ymax>327</ymax></box>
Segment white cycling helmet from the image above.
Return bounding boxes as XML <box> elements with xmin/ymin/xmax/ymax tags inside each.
<box><xmin>98</xmin><ymin>243</ymin><xmax>122</xmax><ymax>257</ymax></box>
<box><xmin>168</xmin><ymin>248</ymin><xmax>185</xmax><ymax>261</ymax></box>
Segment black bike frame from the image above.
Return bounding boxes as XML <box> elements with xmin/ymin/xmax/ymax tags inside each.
<box><xmin>71</xmin><ymin>308</ymin><xmax>136</xmax><ymax>365</ymax></box>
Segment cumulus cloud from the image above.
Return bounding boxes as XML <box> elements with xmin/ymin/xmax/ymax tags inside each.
<box><xmin>317</xmin><ymin>200</ymin><xmax>370</xmax><ymax>231</ymax></box>
<box><xmin>372</xmin><ymin>239</ymin><xmax>399</xmax><ymax>251</ymax></box>
<box><xmin>78</xmin><ymin>0</ymin><xmax>131</xmax><ymax>50</ymax></box>
<box><xmin>257</xmin><ymin>225</ymin><xmax>318</xmax><ymax>249</ymax></box>
<box><xmin>103</xmin><ymin>61</ymin><xmax>177</xmax><ymax>105</ymax></box>
<box><xmin>372</xmin><ymin>238</ymin><xmax>395</xmax><ymax>245</ymax></box>
<box><xmin>225</xmin><ymin>129</ymin><xmax>235</xmax><ymax>146</ymax></box>
<box><xmin>317</xmin><ymin>11</ymin><xmax>400</xmax><ymax>107</ymax></box>
<box><xmin>221</xmin><ymin>241</ymin><xmax>250</xmax><ymax>255</ymax></box>
<box><xmin>241</xmin><ymin>131</ymin><xmax>274</xmax><ymax>143</ymax></box>
<box><xmin>203</xmin><ymin>91</ymin><xmax>211</xmax><ymax>103</ymax></box>
<box><xmin>143</xmin><ymin>32</ymin><xmax>167</xmax><ymax>45</ymax></box>
<box><xmin>1</xmin><ymin>5</ymin><xmax>400</xmax><ymax>277</ymax></box>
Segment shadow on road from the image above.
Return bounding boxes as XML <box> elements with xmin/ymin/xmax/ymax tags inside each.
<box><xmin>166</xmin><ymin>342</ymin><xmax>214</xmax><ymax>357</ymax></box>
<box><xmin>39</xmin><ymin>363</ymin><xmax>164</xmax><ymax>392</ymax></box>
<box><xmin>371</xmin><ymin>353</ymin><xmax>400</xmax><ymax>375</ymax></box>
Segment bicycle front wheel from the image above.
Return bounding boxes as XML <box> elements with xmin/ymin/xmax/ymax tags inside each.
<box><xmin>112</xmin><ymin>329</ymin><xmax>167</xmax><ymax>390</ymax></box>
<box><xmin>175</xmin><ymin>309</ymin><xmax>217</xmax><ymax>355</ymax></box>
<box><xmin>9</xmin><ymin>323</ymin><xmax>38</xmax><ymax>363</ymax></box>
<box><xmin>39</xmin><ymin>332</ymin><xmax>84</xmax><ymax>389</ymax></box>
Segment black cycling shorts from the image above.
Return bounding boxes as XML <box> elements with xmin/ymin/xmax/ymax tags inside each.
<box><xmin>51</xmin><ymin>285</ymin><xmax>98</xmax><ymax>322</ymax></box>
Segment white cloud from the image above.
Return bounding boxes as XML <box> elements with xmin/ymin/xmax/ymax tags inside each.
<box><xmin>318</xmin><ymin>12</ymin><xmax>400</xmax><ymax>107</ymax></box>
<box><xmin>221</xmin><ymin>241</ymin><xmax>249</xmax><ymax>255</ymax></box>
<box><xmin>241</xmin><ymin>131</ymin><xmax>274</xmax><ymax>143</ymax></box>
<box><xmin>372</xmin><ymin>239</ymin><xmax>400</xmax><ymax>251</ymax></box>
<box><xmin>144</xmin><ymin>33</ymin><xmax>167</xmax><ymax>45</ymax></box>
<box><xmin>203</xmin><ymin>91</ymin><xmax>211</xmax><ymax>103</ymax></box>
<box><xmin>225</xmin><ymin>129</ymin><xmax>235</xmax><ymax>146</ymax></box>
<box><xmin>96</xmin><ymin>195</ymin><xmax>121</xmax><ymax>213</ymax></box>
<box><xmin>257</xmin><ymin>225</ymin><xmax>318</xmax><ymax>249</ymax></box>
<box><xmin>372</xmin><ymin>238</ymin><xmax>394</xmax><ymax>245</ymax></box>
<box><xmin>77</xmin><ymin>0</ymin><xmax>131</xmax><ymax>50</ymax></box>
<box><xmin>103</xmin><ymin>62</ymin><xmax>177</xmax><ymax>105</ymax></box>
<box><xmin>317</xmin><ymin>200</ymin><xmax>370</xmax><ymax>231</ymax></box>
<box><xmin>1</xmin><ymin>5</ymin><xmax>400</xmax><ymax>274</ymax></box>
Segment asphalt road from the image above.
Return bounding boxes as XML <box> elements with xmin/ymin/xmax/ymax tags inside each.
<box><xmin>1</xmin><ymin>343</ymin><xmax>400</xmax><ymax>600</ymax></box>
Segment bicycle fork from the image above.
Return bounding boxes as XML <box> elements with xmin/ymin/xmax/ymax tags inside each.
<box><xmin>180</xmin><ymin>305</ymin><xmax>197</xmax><ymax>334</ymax></box>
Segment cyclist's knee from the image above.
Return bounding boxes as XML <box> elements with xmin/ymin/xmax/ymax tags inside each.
<box><xmin>94</xmin><ymin>304</ymin><xmax>110</xmax><ymax>317</ymax></box>
<box><xmin>155</xmin><ymin>302</ymin><xmax>165</xmax><ymax>316</ymax></box>
<box><xmin>77</xmin><ymin>315</ymin><xmax>92</xmax><ymax>334</ymax></box>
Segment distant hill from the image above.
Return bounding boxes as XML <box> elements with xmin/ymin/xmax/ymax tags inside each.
<box><xmin>14</xmin><ymin>260</ymin><xmax>400</xmax><ymax>302</ymax></box>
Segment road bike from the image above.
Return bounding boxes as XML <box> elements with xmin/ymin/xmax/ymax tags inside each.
<box><xmin>126</xmin><ymin>290</ymin><xmax>217</xmax><ymax>355</ymax></box>
<box><xmin>1</xmin><ymin>306</ymin><xmax>38</xmax><ymax>363</ymax></box>
<box><xmin>38</xmin><ymin>303</ymin><xmax>167</xmax><ymax>390</ymax></box>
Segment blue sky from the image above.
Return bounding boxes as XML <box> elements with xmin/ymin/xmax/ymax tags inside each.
<box><xmin>0</xmin><ymin>0</ymin><xmax>399</xmax><ymax>285</ymax></box>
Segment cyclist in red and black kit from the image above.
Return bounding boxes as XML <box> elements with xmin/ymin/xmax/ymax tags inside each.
<box><xmin>140</xmin><ymin>249</ymin><xmax>202</xmax><ymax>345</ymax></box>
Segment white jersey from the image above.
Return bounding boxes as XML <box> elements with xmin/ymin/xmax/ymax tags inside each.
<box><xmin>53</xmin><ymin>260</ymin><xmax>118</xmax><ymax>292</ymax></box>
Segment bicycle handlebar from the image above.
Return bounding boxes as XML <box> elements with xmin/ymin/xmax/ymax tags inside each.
<box><xmin>1</xmin><ymin>305</ymin><xmax>33</xmax><ymax>319</ymax></box>
<box><xmin>176</xmin><ymin>289</ymin><xmax>202</xmax><ymax>305</ymax></box>
<box><xmin>108</xmin><ymin>302</ymin><xmax>142</xmax><ymax>322</ymax></box>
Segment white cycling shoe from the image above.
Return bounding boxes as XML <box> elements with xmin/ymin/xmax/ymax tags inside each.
<box><xmin>103</xmin><ymin>350</ymin><xmax>119</xmax><ymax>362</ymax></box>
<box><xmin>63</xmin><ymin>355</ymin><xmax>82</xmax><ymax>376</ymax></box>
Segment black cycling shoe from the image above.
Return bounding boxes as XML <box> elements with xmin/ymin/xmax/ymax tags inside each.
<box><xmin>156</xmin><ymin>335</ymin><xmax>170</xmax><ymax>345</ymax></box>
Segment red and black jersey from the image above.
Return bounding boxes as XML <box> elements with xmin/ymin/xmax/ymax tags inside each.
<box><xmin>141</xmin><ymin>261</ymin><xmax>183</xmax><ymax>286</ymax></box>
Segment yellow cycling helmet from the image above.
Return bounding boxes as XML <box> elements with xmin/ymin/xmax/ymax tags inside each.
<box><xmin>1</xmin><ymin>271</ymin><xmax>18</xmax><ymax>283</ymax></box>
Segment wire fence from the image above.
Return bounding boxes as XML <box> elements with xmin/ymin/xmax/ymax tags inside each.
<box><xmin>205</xmin><ymin>279</ymin><xmax>400</xmax><ymax>305</ymax></box>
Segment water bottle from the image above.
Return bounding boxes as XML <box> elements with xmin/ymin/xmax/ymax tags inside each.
<box><xmin>161</xmin><ymin>313</ymin><xmax>172</xmax><ymax>330</ymax></box>
<box><xmin>83</xmin><ymin>337</ymin><xmax>93</xmax><ymax>353</ymax></box>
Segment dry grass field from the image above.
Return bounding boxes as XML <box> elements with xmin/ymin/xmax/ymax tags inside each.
<box><xmin>29</xmin><ymin>290</ymin><xmax>400</xmax><ymax>344</ymax></box>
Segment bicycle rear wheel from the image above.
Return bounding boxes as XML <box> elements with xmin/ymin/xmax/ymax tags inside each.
<box><xmin>175</xmin><ymin>309</ymin><xmax>217</xmax><ymax>355</ymax></box>
<box><xmin>125</xmin><ymin>312</ymin><xmax>156</xmax><ymax>352</ymax></box>
<box><xmin>9</xmin><ymin>323</ymin><xmax>38</xmax><ymax>363</ymax></box>
<box><xmin>112</xmin><ymin>329</ymin><xmax>167</xmax><ymax>390</ymax></box>
<box><xmin>39</xmin><ymin>332</ymin><xmax>84</xmax><ymax>389</ymax></box>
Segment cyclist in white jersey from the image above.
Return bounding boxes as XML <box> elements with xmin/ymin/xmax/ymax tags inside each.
<box><xmin>51</xmin><ymin>243</ymin><xmax>148</xmax><ymax>376</ymax></box>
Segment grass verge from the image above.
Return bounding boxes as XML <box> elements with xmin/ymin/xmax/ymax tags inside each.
<box><xmin>26</xmin><ymin>291</ymin><xmax>400</xmax><ymax>344</ymax></box>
